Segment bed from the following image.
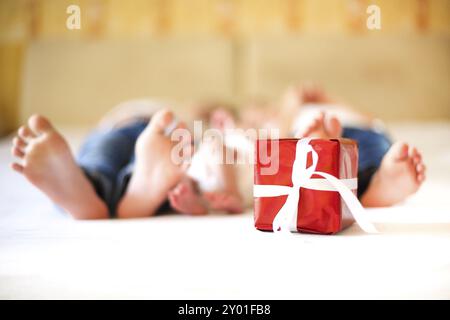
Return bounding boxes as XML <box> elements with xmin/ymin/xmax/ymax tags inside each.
<box><xmin>0</xmin><ymin>122</ymin><xmax>449</xmax><ymax>299</ymax></box>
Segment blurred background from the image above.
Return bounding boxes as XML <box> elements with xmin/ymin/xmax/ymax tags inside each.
<box><xmin>0</xmin><ymin>0</ymin><xmax>449</xmax><ymax>136</ymax></box>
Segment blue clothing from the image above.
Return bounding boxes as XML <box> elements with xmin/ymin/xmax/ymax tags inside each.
<box><xmin>342</xmin><ymin>127</ymin><xmax>392</xmax><ymax>171</ymax></box>
<box><xmin>342</xmin><ymin>126</ymin><xmax>392</xmax><ymax>197</ymax></box>
<box><xmin>77</xmin><ymin>120</ymin><xmax>150</xmax><ymax>217</ymax></box>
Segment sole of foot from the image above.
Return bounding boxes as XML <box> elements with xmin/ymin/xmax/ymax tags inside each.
<box><xmin>11</xmin><ymin>115</ymin><xmax>108</xmax><ymax>219</ymax></box>
<box><xmin>361</xmin><ymin>142</ymin><xmax>426</xmax><ymax>207</ymax></box>
<box><xmin>116</xmin><ymin>109</ymin><xmax>191</xmax><ymax>218</ymax></box>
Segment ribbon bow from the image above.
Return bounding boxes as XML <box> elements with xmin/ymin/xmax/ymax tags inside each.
<box><xmin>253</xmin><ymin>138</ymin><xmax>378</xmax><ymax>233</ymax></box>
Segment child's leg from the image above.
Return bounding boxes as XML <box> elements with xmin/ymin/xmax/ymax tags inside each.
<box><xmin>10</xmin><ymin>115</ymin><xmax>108</xmax><ymax>219</ymax></box>
<box><xmin>77</xmin><ymin>120</ymin><xmax>148</xmax><ymax>216</ymax></box>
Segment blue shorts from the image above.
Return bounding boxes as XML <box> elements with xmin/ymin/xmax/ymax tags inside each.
<box><xmin>77</xmin><ymin>120</ymin><xmax>170</xmax><ymax>217</ymax></box>
<box><xmin>342</xmin><ymin>126</ymin><xmax>392</xmax><ymax>197</ymax></box>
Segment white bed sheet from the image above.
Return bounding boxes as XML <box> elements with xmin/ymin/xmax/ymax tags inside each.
<box><xmin>0</xmin><ymin>123</ymin><xmax>449</xmax><ymax>299</ymax></box>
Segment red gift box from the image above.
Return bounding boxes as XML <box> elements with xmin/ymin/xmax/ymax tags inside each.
<box><xmin>254</xmin><ymin>138</ymin><xmax>362</xmax><ymax>235</ymax></box>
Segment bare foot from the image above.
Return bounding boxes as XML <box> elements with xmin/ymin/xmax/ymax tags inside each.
<box><xmin>168</xmin><ymin>178</ymin><xmax>208</xmax><ymax>216</ymax></box>
<box><xmin>116</xmin><ymin>109</ymin><xmax>189</xmax><ymax>218</ymax></box>
<box><xmin>361</xmin><ymin>142</ymin><xmax>426</xmax><ymax>207</ymax></box>
<box><xmin>10</xmin><ymin>115</ymin><xmax>108</xmax><ymax>219</ymax></box>
<box><xmin>295</xmin><ymin>111</ymin><xmax>342</xmax><ymax>139</ymax></box>
<box><xmin>204</xmin><ymin>191</ymin><xmax>244</xmax><ymax>214</ymax></box>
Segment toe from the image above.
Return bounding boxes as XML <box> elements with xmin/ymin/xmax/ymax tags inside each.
<box><xmin>389</xmin><ymin>142</ymin><xmax>409</xmax><ymax>161</ymax></box>
<box><xmin>415</xmin><ymin>161</ymin><xmax>426</xmax><ymax>183</ymax></box>
<box><xmin>10</xmin><ymin>162</ymin><xmax>24</xmax><ymax>173</ymax></box>
<box><xmin>416</xmin><ymin>162</ymin><xmax>425</xmax><ymax>172</ymax></box>
<box><xmin>317</xmin><ymin>111</ymin><xmax>325</xmax><ymax>122</ymax></box>
<box><xmin>325</xmin><ymin>115</ymin><xmax>342</xmax><ymax>138</ymax></box>
<box><xmin>11</xmin><ymin>146</ymin><xmax>25</xmax><ymax>158</ymax></box>
<box><xmin>417</xmin><ymin>172</ymin><xmax>426</xmax><ymax>183</ymax></box>
<box><xmin>309</xmin><ymin>118</ymin><xmax>321</xmax><ymax>133</ymax></box>
<box><xmin>18</xmin><ymin>125</ymin><xmax>35</xmax><ymax>140</ymax></box>
<box><xmin>149</xmin><ymin>109</ymin><xmax>175</xmax><ymax>134</ymax></box>
<box><xmin>174</xmin><ymin>121</ymin><xmax>192</xmax><ymax>142</ymax></box>
<box><xmin>13</xmin><ymin>136</ymin><xmax>27</xmax><ymax>150</ymax></box>
<box><xmin>312</xmin><ymin>118</ymin><xmax>321</xmax><ymax>129</ymax></box>
<box><xmin>174</xmin><ymin>121</ymin><xmax>188</xmax><ymax>132</ymax></box>
<box><xmin>410</xmin><ymin>146</ymin><xmax>420</xmax><ymax>160</ymax></box>
<box><xmin>28</xmin><ymin>114</ymin><xmax>53</xmax><ymax>135</ymax></box>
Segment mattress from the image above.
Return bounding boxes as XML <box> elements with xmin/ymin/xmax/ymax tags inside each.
<box><xmin>0</xmin><ymin>122</ymin><xmax>449</xmax><ymax>299</ymax></box>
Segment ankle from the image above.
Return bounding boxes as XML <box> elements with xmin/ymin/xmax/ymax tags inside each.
<box><xmin>69</xmin><ymin>200</ymin><xmax>109</xmax><ymax>220</ymax></box>
<box><xmin>116</xmin><ymin>187</ymin><xmax>166</xmax><ymax>218</ymax></box>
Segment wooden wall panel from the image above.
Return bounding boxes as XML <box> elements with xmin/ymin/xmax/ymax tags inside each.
<box><xmin>0</xmin><ymin>0</ymin><xmax>449</xmax><ymax>132</ymax></box>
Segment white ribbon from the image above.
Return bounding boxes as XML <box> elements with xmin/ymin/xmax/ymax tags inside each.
<box><xmin>253</xmin><ymin>138</ymin><xmax>378</xmax><ymax>234</ymax></box>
